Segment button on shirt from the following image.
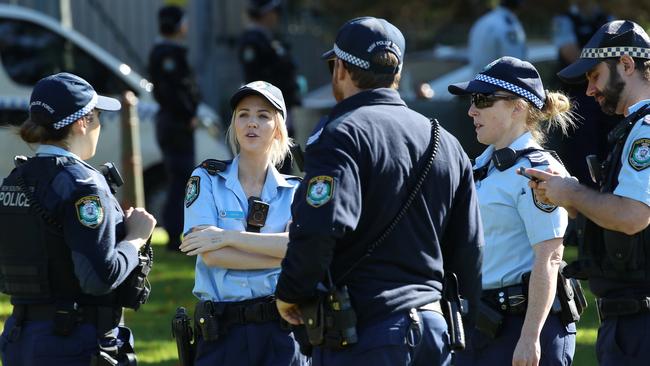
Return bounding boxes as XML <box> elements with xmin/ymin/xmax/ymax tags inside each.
<box><xmin>469</xmin><ymin>6</ymin><xmax>527</xmax><ymax>73</ymax></box>
<box><xmin>474</xmin><ymin>133</ymin><xmax>568</xmax><ymax>289</ymax></box>
<box><xmin>614</xmin><ymin>100</ymin><xmax>650</xmax><ymax>207</ymax></box>
<box><xmin>183</xmin><ymin>155</ymin><xmax>299</xmax><ymax>302</ymax></box>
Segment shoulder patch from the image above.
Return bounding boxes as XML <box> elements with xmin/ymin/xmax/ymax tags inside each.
<box><xmin>531</xmin><ymin>188</ymin><xmax>557</xmax><ymax>213</ymax></box>
<box><xmin>306</xmin><ymin>175</ymin><xmax>334</xmax><ymax>208</ymax></box>
<box><xmin>185</xmin><ymin>176</ymin><xmax>201</xmax><ymax>207</ymax></box>
<box><xmin>628</xmin><ymin>138</ymin><xmax>650</xmax><ymax>171</ymax></box>
<box><xmin>75</xmin><ymin>195</ymin><xmax>104</xmax><ymax>228</ymax></box>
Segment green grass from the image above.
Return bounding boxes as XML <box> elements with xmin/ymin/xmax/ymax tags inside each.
<box><xmin>0</xmin><ymin>234</ymin><xmax>599</xmax><ymax>365</ymax></box>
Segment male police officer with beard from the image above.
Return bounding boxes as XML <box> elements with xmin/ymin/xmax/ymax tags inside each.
<box><xmin>275</xmin><ymin>17</ymin><xmax>483</xmax><ymax>366</ymax></box>
<box><xmin>526</xmin><ymin>20</ymin><xmax>650</xmax><ymax>365</ymax></box>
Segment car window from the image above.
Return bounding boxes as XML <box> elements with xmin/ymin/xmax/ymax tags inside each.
<box><xmin>0</xmin><ymin>18</ymin><xmax>132</xmax><ymax>95</ymax></box>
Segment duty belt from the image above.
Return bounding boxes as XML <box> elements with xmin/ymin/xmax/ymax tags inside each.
<box><xmin>196</xmin><ymin>296</ymin><xmax>280</xmax><ymax>327</ymax></box>
<box><xmin>482</xmin><ymin>284</ymin><xmax>528</xmax><ymax>315</ymax></box>
<box><xmin>596</xmin><ymin>297</ymin><xmax>650</xmax><ymax>321</ymax></box>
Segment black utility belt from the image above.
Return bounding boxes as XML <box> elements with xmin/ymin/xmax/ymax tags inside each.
<box><xmin>11</xmin><ymin>303</ymin><xmax>122</xmax><ymax>338</ymax></box>
<box><xmin>194</xmin><ymin>296</ymin><xmax>281</xmax><ymax>341</ymax></box>
<box><xmin>597</xmin><ymin>297</ymin><xmax>650</xmax><ymax>321</ymax></box>
<box><xmin>482</xmin><ymin>283</ymin><xmax>529</xmax><ymax>315</ymax></box>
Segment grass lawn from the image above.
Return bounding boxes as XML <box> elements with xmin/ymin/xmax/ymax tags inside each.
<box><xmin>0</xmin><ymin>231</ymin><xmax>599</xmax><ymax>365</ymax></box>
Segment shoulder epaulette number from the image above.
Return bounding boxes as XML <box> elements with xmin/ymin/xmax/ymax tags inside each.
<box><xmin>199</xmin><ymin>159</ymin><xmax>231</xmax><ymax>175</ymax></box>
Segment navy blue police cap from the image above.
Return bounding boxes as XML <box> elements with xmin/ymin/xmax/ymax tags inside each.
<box><xmin>448</xmin><ymin>56</ymin><xmax>546</xmax><ymax>109</ymax></box>
<box><xmin>230</xmin><ymin>81</ymin><xmax>287</xmax><ymax>118</ymax></box>
<box><xmin>558</xmin><ymin>20</ymin><xmax>650</xmax><ymax>84</ymax></box>
<box><xmin>29</xmin><ymin>72</ymin><xmax>121</xmax><ymax>130</ymax></box>
<box><xmin>158</xmin><ymin>5</ymin><xmax>184</xmax><ymax>34</ymax></box>
<box><xmin>321</xmin><ymin>16</ymin><xmax>405</xmax><ymax>74</ymax></box>
<box><xmin>248</xmin><ymin>0</ymin><xmax>282</xmax><ymax>15</ymax></box>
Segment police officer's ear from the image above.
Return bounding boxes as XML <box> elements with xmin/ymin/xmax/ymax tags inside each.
<box><xmin>510</xmin><ymin>98</ymin><xmax>528</xmax><ymax>119</ymax></box>
<box><xmin>619</xmin><ymin>55</ymin><xmax>636</xmax><ymax>76</ymax></box>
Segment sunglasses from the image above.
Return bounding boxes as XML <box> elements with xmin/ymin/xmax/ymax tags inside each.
<box><xmin>327</xmin><ymin>58</ymin><xmax>336</xmax><ymax>75</ymax></box>
<box><xmin>471</xmin><ymin>93</ymin><xmax>519</xmax><ymax>109</ymax></box>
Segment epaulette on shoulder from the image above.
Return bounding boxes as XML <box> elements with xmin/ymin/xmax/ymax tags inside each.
<box><xmin>281</xmin><ymin>174</ymin><xmax>303</xmax><ymax>182</ymax></box>
<box><xmin>524</xmin><ymin>151</ymin><xmax>551</xmax><ymax>168</ymax></box>
<box><xmin>199</xmin><ymin>159</ymin><xmax>231</xmax><ymax>175</ymax></box>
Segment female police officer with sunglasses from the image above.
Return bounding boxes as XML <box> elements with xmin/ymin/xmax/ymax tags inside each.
<box><xmin>448</xmin><ymin>57</ymin><xmax>577</xmax><ymax>366</ymax></box>
<box><xmin>180</xmin><ymin>81</ymin><xmax>306</xmax><ymax>366</ymax></box>
<box><xmin>0</xmin><ymin>73</ymin><xmax>157</xmax><ymax>366</ymax></box>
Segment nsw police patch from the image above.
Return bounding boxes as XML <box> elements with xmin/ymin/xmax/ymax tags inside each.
<box><xmin>185</xmin><ymin>176</ymin><xmax>200</xmax><ymax>208</ymax></box>
<box><xmin>628</xmin><ymin>138</ymin><xmax>650</xmax><ymax>171</ymax></box>
<box><xmin>306</xmin><ymin>175</ymin><xmax>334</xmax><ymax>208</ymax></box>
<box><xmin>75</xmin><ymin>195</ymin><xmax>104</xmax><ymax>228</ymax></box>
<box><xmin>531</xmin><ymin>189</ymin><xmax>557</xmax><ymax>213</ymax></box>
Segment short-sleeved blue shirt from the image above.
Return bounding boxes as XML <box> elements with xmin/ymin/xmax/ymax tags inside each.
<box><xmin>473</xmin><ymin>133</ymin><xmax>568</xmax><ymax>289</ymax></box>
<box><xmin>183</xmin><ymin>155</ymin><xmax>300</xmax><ymax>302</ymax></box>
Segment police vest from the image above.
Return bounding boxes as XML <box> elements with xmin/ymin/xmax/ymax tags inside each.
<box><xmin>564</xmin><ymin>106</ymin><xmax>650</xmax><ymax>281</ymax></box>
<box><xmin>0</xmin><ymin>157</ymin><xmax>114</xmax><ymax>305</ymax></box>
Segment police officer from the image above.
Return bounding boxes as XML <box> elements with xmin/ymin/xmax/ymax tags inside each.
<box><xmin>148</xmin><ymin>5</ymin><xmax>201</xmax><ymax>251</ymax></box>
<box><xmin>468</xmin><ymin>0</ymin><xmax>527</xmax><ymax>74</ymax></box>
<box><xmin>0</xmin><ymin>73</ymin><xmax>156</xmax><ymax>365</ymax></box>
<box><xmin>448</xmin><ymin>57</ymin><xmax>577</xmax><ymax>366</ymax></box>
<box><xmin>526</xmin><ymin>20</ymin><xmax>650</xmax><ymax>365</ymax></box>
<box><xmin>239</xmin><ymin>0</ymin><xmax>300</xmax><ymax>119</ymax></box>
<box><xmin>275</xmin><ymin>17</ymin><xmax>483</xmax><ymax>366</ymax></box>
<box><xmin>551</xmin><ymin>1</ymin><xmax>617</xmax><ymax>188</ymax></box>
<box><xmin>181</xmin><ymin>81</ymin><xmax>307</xmax><ymax>365</ymax></box>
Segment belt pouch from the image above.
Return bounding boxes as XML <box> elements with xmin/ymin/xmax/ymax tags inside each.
<box><xmin>196</xmin><ymin>301</ymin><xmax>221</xmax><ymax>342</ymax></box>
<box><xmin>476</xmin><ymin>301</ymin><xmax>503</xmax><ymax>339</ymax></box>
<box><xmin>53</xmin><ymin>303</ymin><xmax>78</xmax><ymax>336</ymax></box>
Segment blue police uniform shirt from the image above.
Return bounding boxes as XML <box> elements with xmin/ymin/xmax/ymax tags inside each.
<box><xmin>469</xmin><ymin>6</ymin><xmax>527</xmax><ymax>74</ymax></box>
<box><xmin>276</xmin><ymin>88</ymin><xmax>484</xmax><ymax>325</ymax></box>
<box><xmin>473</xmin><ymin>132</ymin><xmax>568</xmax><ymax>289</ymax></box>
<box><xmin>34</xmin><ymin>144</ymin><xmax>139</xmax><ymax>296</ymax></box>
<box><xmin>183</xmin><ymin>155</ymin><xmax>300</xmax><ymax>302</ymax></box>
<box><xmin>613</xmin><ymin>100</ymin><xmax>650</xmax><ymax>207</ymax></box>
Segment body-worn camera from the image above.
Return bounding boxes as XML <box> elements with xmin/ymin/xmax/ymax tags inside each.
<box><xmin>301</xmin><ymin>285</ymin><xmax>358</xmax><ymax>350</ymax></box>
<box><xmin>99</xmin><ymin>162</ymin><xmax>124</xmax><ymax>194</ymax></box>
<box><xmin>246</xmin><ymin>196</ymin><xmax>269</xmax><ymax>232</ymax></box>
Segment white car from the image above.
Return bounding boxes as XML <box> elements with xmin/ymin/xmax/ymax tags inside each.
<box><xmin>0</xmin><ymin>4</ymin><xmax>231</xmax><ymax>218</ymax></box>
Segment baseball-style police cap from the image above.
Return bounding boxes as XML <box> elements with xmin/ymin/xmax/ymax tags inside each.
<box><xmin>558</xmin><ymin>20</ymin><xmax>650</xmax><ymax>84</ymax></box>
<box><xmin>29</xmin><ymin>72</ymin><xmax>121</xmax><ymax>130</ymax></box>
<box><xmin>158</xmin><ymin>5</ymin><xmax>184</xmax><ymax>34</ymax></box>
<box><xmin>448</xmin><ymin>56</ymin><xmax>546</xmax><ymax>109</ymax></box>
<box><xmin>248</xmin><ymin>0</ymin><xmax>282</xmax><ymax>15</ymax></box>
<box><xmin>321</xmin><ymin>16</ymin><xmax>405</xmax><ymax>74</ymax></box>
<box><xmin>230</xmin><ymin>81</ymin><xmax>287</xmax><ymax>118</ymax></box>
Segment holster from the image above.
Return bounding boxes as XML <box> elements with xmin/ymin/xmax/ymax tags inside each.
<box><xmin>171</xmin><ymin>307</ymin><xmax>195</xmax><ymax>366</ymax></box>
<box><xmin>557</xmin><ymin>262</ymin><xmax>587</xmax><ymax>326</ymax></box>
<box><xmin>90</xmin><ymin>326</ymin><xmax>137</xmax><ymax>366</ymax></box>
<box><xmin>442</xmin><ymin>272</ymin><xmax>466</xmax><ymax>350</ymax></box>
<box><xmin>475</xmin><ymin>300</ymin><xmax>503</xmax><ymax>339</ymax></box>
<box><xmin>300</xmin><ymin>296</ymin><xmax>325</xmax><ymax>347</ymax></box>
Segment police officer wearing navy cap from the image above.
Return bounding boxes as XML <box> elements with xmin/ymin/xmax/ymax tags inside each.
<box><xmin>275</xmin><ymin>16</ymin><xmax>483</xmax><ymax>366</ymax></box>
<box><xmin>448</xmin><ymin>56</ymin><xmax>578</xmax><ymax>366</ymax></box>
<box><xmin>181</xmin><ymin>81</ymin><xmax>306</xmax><ymax>366</ymax></box>
<box><xmin>239</xmin><ymin>0</ymin><xmax>301</xmax><ymax>112</ymax></box>
<box><xmin>526</xmin><ymin>20</ymin><xmax>650</xmax><ymax>365</ymax></box>
<box><xmin>0</xmin><ymin>73</ymin><xmax>156</xmax><ymax>365</ymax></box>
<box><xmin>148</xmin><ymin>5</ymin><xmax>202</xmax><ymax>251</ymax></box>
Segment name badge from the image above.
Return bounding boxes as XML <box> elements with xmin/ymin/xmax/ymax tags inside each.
<box><xmin>220</xmin><ymin>210</ymin><xmax>245</xmax><ymax>219</ymax></box>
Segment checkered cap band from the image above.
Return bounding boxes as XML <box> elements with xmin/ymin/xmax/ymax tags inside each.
<box><xmin>475</xmin><ymin>74</ymin><xmax>545</xmax><ymax>109</ymax></box>
<box><xmin>334</xmin><ymin>44</ymin><xmax>370</xmax><ymax>70</ymax></box>
<box><xmin>580</xmin><ymin>47</ymin><xmax>650</xmax><ymax>59</ymax></box>
<box><xmin>52</xmin><ymin>93</ymin><xmax>97</xmax><ymax>130</ymax></box>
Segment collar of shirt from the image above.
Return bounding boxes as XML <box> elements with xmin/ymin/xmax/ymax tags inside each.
<box><xmin>217</xmin><ymin>155</ymin><xmax>293</xmax><ymax>202</ymax></box>
<box><xmin>36</xmin><ymin>144</ymin><xmax>97</xmax><ymax>172</ymax></box>
<box><xmin>327</xmin><ymin>88</ymin><xmax>406</xmax><ymax>123</ymax></box>
<box><xmin>473</xmin><ymin>131</ymin><xmax>539</xmax><ymax>170</ymax></box>
<box><xmin>626</xmin><ymin>99</ymin><xmax>650</xmax><ymax>116</ymax></box>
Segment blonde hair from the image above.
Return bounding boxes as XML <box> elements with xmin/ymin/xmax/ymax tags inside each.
<box><xmin>226</xmin><ymin>102</ymin><xmax>293</xmax><ymax>168</ymax></box>
<box><xmin>514</xmin><ymin>91</ymin><xmax>576</xmax><ymax>145</ymax></box>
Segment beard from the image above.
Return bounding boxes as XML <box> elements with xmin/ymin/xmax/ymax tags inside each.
<box><xmin>595</xmin><ymin>67</ymin><xmax>625</xmax><ymax>116</ymax></box>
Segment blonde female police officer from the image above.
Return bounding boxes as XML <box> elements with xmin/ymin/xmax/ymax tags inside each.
<box><xmin>0</xmin><ymin>72</ymin><xmax>157</xmax><ymax>366</ymax></box>
<box><xmin>448</xmin><ymin>57</ymin><xmax>577</xmax><ymax>366</ymax></box>
<box><xmin>181</xmin><ymin>81</ymin><xmax>306</xmax><ymax>366</ymax></box>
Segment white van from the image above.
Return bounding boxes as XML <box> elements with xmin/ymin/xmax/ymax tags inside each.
<box><xmin>0</xmin><ymin>4</ymin><xmax>231</xmax><ymax>217</ymax></box>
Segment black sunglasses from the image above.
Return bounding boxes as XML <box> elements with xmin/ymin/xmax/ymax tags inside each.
<box><xmin>327</xmin><ymin>58</ymin><xmax>336</xmax><ymax>75</ymax></box>
<box><xmin>471</xmin><ymin>93</ymin><xmax>519</xmax><ymax>109</ymax></box>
